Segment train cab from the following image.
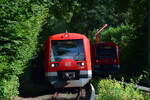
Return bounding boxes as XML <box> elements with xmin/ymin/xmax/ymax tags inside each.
<box><xmin>44</xmin><ymin>33</ymin><xmax>92</xmax><ymax>88</ymax></box>
<box><xmin>91</xmin><ymin>42</ymin><xmax>120</xmax><ymax>76</ymax></box>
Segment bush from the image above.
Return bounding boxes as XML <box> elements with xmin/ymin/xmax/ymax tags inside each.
<box><xmin>0</xmin><ymin>0</ymin><xmax>48</xmax><ymax>99</ymax></box>
<box><xmin>0</xmin><ymin>76</ymin><xmax>19</xmax><ymax>100</ymax></box>
<box><xmin>142</xmin><ymin>93</ymin><xmax>150</xmax><ymax>100</ymax></box>
<box><xmin>92</xmin><ymin>78</ymin><xmax>144</xmax><ymax>100</ymax></box>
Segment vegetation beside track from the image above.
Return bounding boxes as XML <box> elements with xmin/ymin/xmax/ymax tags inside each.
<box><xmin>0</xmin><ymin>0</ymin><xmax>48</xmax><ymax>99</ymax></box>
<box><xmin>92</xmin><ymin>78</ymin><xmax>150</xmax><ymax>100</ymax></box>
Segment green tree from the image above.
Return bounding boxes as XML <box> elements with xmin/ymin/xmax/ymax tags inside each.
<box><xmin>0</xmin><ymin>0</ymin><xmax>48</xmax><ymax>99</ymax></box>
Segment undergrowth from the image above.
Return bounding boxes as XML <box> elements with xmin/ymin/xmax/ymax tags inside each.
<box><xmin>92</xmin><ymin>77</ymin><xmax>150</xmax><ymax>100</ymax></box>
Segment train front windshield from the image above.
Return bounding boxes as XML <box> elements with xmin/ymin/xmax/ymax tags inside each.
<box><xmin>96</xmin><ymin>46</ymin><xmax>116</xmax><ymax>59</ymax></box>
<box><xmin>51</xmin><ymin>39</ymin><xmax>85</xmax><ymax>62</ymax></box>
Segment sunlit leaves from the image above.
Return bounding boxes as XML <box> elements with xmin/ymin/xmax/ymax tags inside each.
<box><xmin>0</xmin><ymin>0</ymin><xmax>48</xmax><ymax>99</ymax></box>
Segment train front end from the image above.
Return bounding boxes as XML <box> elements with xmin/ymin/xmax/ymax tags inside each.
<box><xmin>91</xmin><ymin>42</ymin><xmax>120</xmax><ymax>76</ymax></box>
<box><xmin>44</xmin><ymin>33</ymin><xmax>92</xmax><ymax>88</ymax></box>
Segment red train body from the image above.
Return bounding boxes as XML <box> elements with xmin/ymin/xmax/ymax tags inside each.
<box><xmin>91</xmin><ymin>42</ymin><xmax>120</xmax><ymax>75</ymax></box>
<box><xmin>44</xmin><ymin>33</ymin><xmax>92</xmax><ymax>88</ymax></box>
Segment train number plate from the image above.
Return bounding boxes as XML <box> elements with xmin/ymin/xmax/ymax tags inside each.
<box><xmin>58</xmin><ymin>70</ymin><xmax>79</xmax><ymax>80</ymax></box>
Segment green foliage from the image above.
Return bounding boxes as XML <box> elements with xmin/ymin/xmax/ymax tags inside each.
<box><xmin>114</xmin><ymin>0</ymin><xmax>148</xmax><ymax>77</ymax></box>
<box><xmin>0</xmin><ymin>0</ymin><xmax>48</xmax><ymax>99</ymax></box>
<box><xmin>92</xmin><ymin>79</ymin><xmax>144</xmax><ymax>100</ymax></box>
<box><xmin>0</xmin><ymin>76</ymin><xmax>19</xmax><ymax>100</ymax></box>
<box><xmin>70</xmin><ymin>0</ymin><xmax>121</xmax><ymax>34</ymax></box>
<box><xmin>43</xmin><ymin>0</ymin><xmax>81</xmax><ymax>34</ymax></box>
<box><xmin>142</xmin><ymin>93</ymin><xmax>150</xmax><ymax>100</ymax></box>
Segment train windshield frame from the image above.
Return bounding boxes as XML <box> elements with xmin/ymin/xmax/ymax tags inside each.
<box><xmin>51</xmin><ymin>39</ymin><xmax>85</xmax><ymax>62</ymax></box>
<box><xmin>96</xmin><ymin>45</ymin><xmax>117</xmax><ymax>59</ymax></box>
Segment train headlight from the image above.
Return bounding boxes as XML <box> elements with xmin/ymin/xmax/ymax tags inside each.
<box><xmin>51</xmin><ymin>63</ymin><xmax>58</xmax><ymax>67</ymax></box>
<box><xmin>77</xmin><ymin>62</ymin><xmax>86</xmax><ymax>66</ymax></box>
<box><xmin>81</xmin><ymin>62</ymin><xmax>85</xmax><ymax>66</ymax></box>
<box><xmin>51</xmin><ymin>64</ymin><xmax>55</xmax><ymax>67</ymax></box>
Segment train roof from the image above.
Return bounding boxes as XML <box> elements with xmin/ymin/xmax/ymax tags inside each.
<box><xmin>48</xmin><ymin>33</ymin><xmax>88</xmax><ymax>40</ymax></box>
<box><xmin>93</xmin><ymin>42</ymin><xmax>118</xmax><ymax>46</ymax></box>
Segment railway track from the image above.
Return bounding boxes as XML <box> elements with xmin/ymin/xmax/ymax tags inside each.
<box><xmin>50</xmin><ymin>88</ymin><xmax>83</xmax><ymax>100</ymax></box>
<box><xmin>49</xmin><ymin>83</ymin><xmax>95</xmax><ymax>100</ymax></box>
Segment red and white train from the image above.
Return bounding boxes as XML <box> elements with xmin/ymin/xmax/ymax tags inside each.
<box><xmin>44</xmin><ymin>33</ymin><xmax>92</xmax><ymax>88</ymax></box>
<box><xmin>91</xmin><ymin>42</ymin><xmax>120</xmax><ymax>76</ymax></box>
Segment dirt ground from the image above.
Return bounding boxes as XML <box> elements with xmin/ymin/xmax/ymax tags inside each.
<box><xmin>15</xmin><ymin>90</ymin><xmax>85</xmax><ymax>100</ymax></box>
<box><xmin>15</xmin><ymin>95</ymin><xmax>52</xmax><ymax>100</ymax></box>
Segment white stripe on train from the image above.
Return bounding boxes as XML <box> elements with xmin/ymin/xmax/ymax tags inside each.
<box><xmin>45</xmin><ymin>70</ymin><xmax>92</xmax><ymax>77</ymax></box>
